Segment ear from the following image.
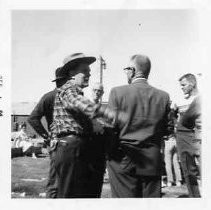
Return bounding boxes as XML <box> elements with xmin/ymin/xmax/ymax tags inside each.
<box><xmin>191</xmin><ymin>82</ymin><xmax>196</xmax><ymax>89</ymax></box>
<box><xmin>131</xmin><ymin>68</ymin><xmax>135</xmax><ymax>78</ymax></box>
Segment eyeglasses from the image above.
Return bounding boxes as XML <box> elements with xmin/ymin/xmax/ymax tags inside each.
<box><xmin>123</xmin><ymin>67</ymin><xmax>135</xmax><ymax>73</ymax></box>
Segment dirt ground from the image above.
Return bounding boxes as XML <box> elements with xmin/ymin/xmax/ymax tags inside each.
<box><xmin>11</xmin><ymin>155</ymin><xmax>189</xmax><ymax>198</ymax></box>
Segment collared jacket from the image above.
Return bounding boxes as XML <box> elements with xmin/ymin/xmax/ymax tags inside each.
<box><xmin>108</xmin><ymin>78</ymin><xmax>171</xmax><ymax>175</ymax></box>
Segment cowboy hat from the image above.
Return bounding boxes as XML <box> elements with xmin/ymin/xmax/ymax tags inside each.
<box><xmin>61</xmin><ymin>53</ymin><xmax>96</xmax><ymax>73</ymax></box>
<box><xmin>52</xmin><ymin>67</ymin><xmax>67</xmax><ymax>82</ymax></box>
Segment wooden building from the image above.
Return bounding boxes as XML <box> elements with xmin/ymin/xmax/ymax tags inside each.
<box><xmin>11</xmin><ymin>102</ymin><xmax>47</xmax><ymax>137</ymax></box>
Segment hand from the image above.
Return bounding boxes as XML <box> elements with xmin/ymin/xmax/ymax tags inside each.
<box><xmin>117</xmin><ymin>111</ymin><xmax>128</xmax><ymax>125</ymax></box>
<box><xmin>50</xmin><ymin>139</ymin><xmax>58</xmax><ymax>151</ymax></box>
<box><xmin>92</xmin><ymin>119</ymin><xmax>105</xmax><ymax>134</ymax></box>
<box><xmin>43</xmin><ymin>137</ymin><xmax>51</xmax><ymax>146</ymax></box>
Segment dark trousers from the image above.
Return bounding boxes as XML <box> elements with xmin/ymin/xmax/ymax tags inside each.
<box><xmin>107</xmin><ymin>159</ymin><xmax>161</xmax><ymax>198</ymax></box>
<box><xmin>54</xmin><ymin>135</ymin><xmax>104</xmax><ymax>198</ymax></box>
<box><xmin>46</xmin><ymin>150</ymin><xmax>58</xmax><ymax>198</ymax></box>
<box><xmin>176</xmin><ymin>132</ymin><xmax>201</xmax><ymax>197</ymax></box>
<box><xmin>88</xmin><ymin>135</ymin><xmax>106</xmax><ymax>197</ymax></box>
<box><xmin>86</xmin><ymin>161</ymin><xmax>105</xmax><ymax>198</ymax></box>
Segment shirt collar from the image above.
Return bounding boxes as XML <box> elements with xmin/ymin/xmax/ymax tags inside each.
<box><xmin>75</xmin><ymin>85</ymin><xmax>83</xmax><ymax>95</ymax></box>
<box><xmin>131</xmin><ymin>77</ymin><xmax>148</xmax><ymax>84</ymax></box>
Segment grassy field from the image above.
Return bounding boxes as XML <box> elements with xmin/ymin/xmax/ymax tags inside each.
<box><xmin>12</xmin><ymin>155</ymin><xmax>49</xmax><ymax>198</ymax></box>
<box><xmin>11</xmin><ymin>155</ymin><xmax>188</xmax><ymax>198</ymax></box>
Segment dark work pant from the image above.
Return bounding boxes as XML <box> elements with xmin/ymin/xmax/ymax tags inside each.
<box><xmin>86</xmin><ymin>160</ymin><xmax>105</xmax><ymax>198</ymax></box>
<box><xmin>54</xmin><ymin>135</ymin><xmax>101</xmax><ymax>198</ymax></box>
<box><xmin>107</xmin><ymin>159</ymin><xmax>161</xmax><ymax>198</ymax></box>
<box><xmin>176</xmin><ymin>132</ymin><xmax>201</xmax><ymax>197</ymax></box>
<box><xmin>88</xmin><ymin>135</ymin><xmax>106</xmax><ymax>197</ymax></box>
<box><xmin>46</xmin><ymin>150</ymin><xmax>58</xmax><ymax>198</ymax></box>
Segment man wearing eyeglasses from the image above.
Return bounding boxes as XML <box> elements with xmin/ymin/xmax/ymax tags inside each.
<box><xmin>107</xmin><ymin>54</ymin><xmax>171</xmax><ymax>197</ymax></box>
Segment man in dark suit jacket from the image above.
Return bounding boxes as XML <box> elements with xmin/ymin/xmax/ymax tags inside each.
<box><xmin>107</xmin><ymin>54</ymin><xmax>171</xmax><ymax>197</ymax></box>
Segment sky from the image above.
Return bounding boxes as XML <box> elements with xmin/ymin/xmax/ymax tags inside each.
<box><xmin>12</xmin><ymin>10</ymin><xmax>201</xmax><ymax>103</ymax></box>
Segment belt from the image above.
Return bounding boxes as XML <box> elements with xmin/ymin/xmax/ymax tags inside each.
<box><xmin>57</xmin><ymin>132</ymin><xmax>78</xmax><ymax>138</ymax></box>
<box><xmin>57</xmin><ymin>132</ymin><xmax>91</xmax><ymax>138</ymax></box>
<box><xmin>57</xmin><ymin>134</ymin><xmax>91</xmax><ymax>147</ymax></box>
<box><xmin>50</xmin><ymin>134</ymin><xmax>77</xmax><ymax>150</ymax></box>
<box><xmin>55</xmin><ymin>135</ymin><xmax>79</xmax><ymax>147</ymax></box>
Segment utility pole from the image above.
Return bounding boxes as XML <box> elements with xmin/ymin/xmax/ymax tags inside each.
<box><xmin>0</xmin><ymin>75</ymin><xmax>2</xmax><ymax>87</ymax></box>
<box><xmin>99</xmin><ymin>56</ymin><xmax>106</xmax><ymax>85</ymax></box>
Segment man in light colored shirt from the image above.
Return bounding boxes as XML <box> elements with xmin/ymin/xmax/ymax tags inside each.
<box><xmin>175</xmin><ymin>73</ymin><xmax>201</xmax><ymax>197</ymax></box>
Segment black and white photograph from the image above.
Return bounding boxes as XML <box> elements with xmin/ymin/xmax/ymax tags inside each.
<box><xmin>1</xmin><ymin>0</ymin><xmax>211</xmax><ymax>210</ymax></box>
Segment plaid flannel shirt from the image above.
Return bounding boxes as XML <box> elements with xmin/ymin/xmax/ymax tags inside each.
<box><xmin>50</xmin><ymin>80</ymin><xmax>99</xmax><ymax>139</ymax></box>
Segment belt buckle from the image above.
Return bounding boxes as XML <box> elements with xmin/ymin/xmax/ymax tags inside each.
<box><xmin>60</xmin><ymin>140</ymin><xmax>67</xmax><ymax>143</ymax></box>
<box><xmin>59</xmin><ymin>139</ymin><xmax>69</xmax><ymax>147</ymax></box>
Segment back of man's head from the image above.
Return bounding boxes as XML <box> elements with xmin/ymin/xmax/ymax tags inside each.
<box><xmin>131</xmin><ymin>54</ymin><xmax>151</xmax><ymax>79</ymax></box>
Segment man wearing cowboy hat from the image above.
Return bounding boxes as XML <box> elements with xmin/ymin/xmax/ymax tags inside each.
<box><xmin>28</xmin><ymin>67</ymin><xmax>68</xmax><ymax>198</ymax></box>
<box><xmin>49</xmin><ymin>53</ymin><xmax>128</xmax><ymax>198</ymax></box>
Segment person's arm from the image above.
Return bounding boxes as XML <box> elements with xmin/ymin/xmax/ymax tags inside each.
<box><xmin>27</xmin><ymin>96</ymin><xmax>49</xmax><ymax>139</ymax></box>
<box><xmin>181</xmin><ymin>97</ymin><xmax>200</xmax><ymax>129</ymax></box>
<box><xmin>60</xmin><ymin>89</ymin><xmax>99</xmax><ymax>118</ymax></box>
<box><xmin>108</xmin><ymin>88</ymin><xmax>118</xmax><ymax>111</ymax></box>
<box><xmin>162</xmin><ymin>95</ymin><xmax>173</xmax><ymax>138</ymax></box>
<box><xmin>60</xmin><ymin>87</ymin><xmax>127</xmax><ymax>126</ymax></box>
<box><xmin>107</xmin><ymin>88</ymin><xmax>119</xmax><ymax>127</ymax></box>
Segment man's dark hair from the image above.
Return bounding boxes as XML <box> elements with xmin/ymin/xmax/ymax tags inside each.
<box><xmin>131</xmin><ymin>54</ymin><xmax>151</xmax><ymax>79</ymax></box>
<box><xmin>178</xmin><ymin>73</ymin><xmax>197</xmax><ymax>86</ymax></box>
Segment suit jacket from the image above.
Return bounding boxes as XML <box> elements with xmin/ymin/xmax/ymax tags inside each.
<box><xmin>108</xmin><ymin>78</ymin><xmax>170</xmax><ymax>175</ymax></box>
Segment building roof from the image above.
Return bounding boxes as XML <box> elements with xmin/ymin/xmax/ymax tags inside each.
<box><xmin>12</xmin><ymin>102</ymin><xmax>37</xmax><ymax>115</ymax></box>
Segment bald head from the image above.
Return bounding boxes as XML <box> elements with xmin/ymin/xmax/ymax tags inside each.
<box><xmin>91</xmin><ymin>83</ymin><xmax>104</xmax><ymax>104</ymax></box>
<box><xmin>130</xmin><ymin>54</ymin><xmax>151</xmax><ymax>79</ymax></box>
<box><xmin>92</xmin><ymin>83</ymin><xmax>104</xmax><ymax>91</ymax></box>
